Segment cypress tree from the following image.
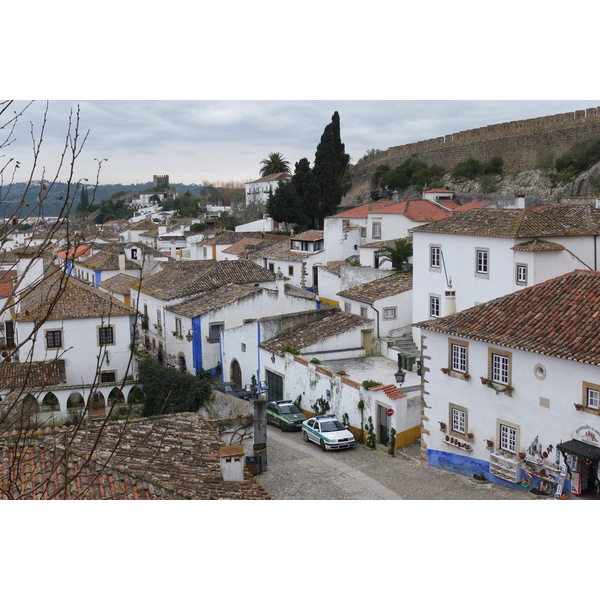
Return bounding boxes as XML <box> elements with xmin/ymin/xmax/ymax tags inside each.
<box><xmin>76</xmin><ymin>187</ymin><xmax>89</xmax><ymax>214</ymax></box>
<box><xmin>311</xmin><ymin>111</ymin><xmax>350</xmax><ymax>228</ymax></box>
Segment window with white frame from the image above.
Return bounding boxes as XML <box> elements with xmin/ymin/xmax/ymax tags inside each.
<box><xmin>175</xmin><ymin>318</ymin><xmax>182</xmax><ymax>337</ymax></box>
<box><xmin>475</xmin><ymin>248</ymin><xmax>489</xmax><ymax>277</ymax></box>
<box><xmin>288</xmin><ymin>265</ymin><xmax>294</xmax><ymax>276</ymax></box>
<box><xmin>491</xmin><ymin>352</ymin><xmax>510</xmax><ymax>385</ymax></box>
<box><xmin>383</xmin><ymin>307</ymin><xmax>397</xmax><ymax>320</ymax></box>
<box><xmin>583</xmin><ymin>382</ymin><xmax>600</xmax><ymax>412</ymax></box>
<box><xmin>516</xmin><ymin>264</ymin><xmax>527</xmax><ymax>285</ymax></box>
<box><xmin>429</xmin><ymin>295</ymin><xmax>441</xmax><ymax>317</ymax></box>
<box><xmin>450</xmin><ymin>404</ymin><xmax>467</xmax><ymax>435</ymax></box>
<box><xmin>587</xmin><ymin>389</ymin><xmax>600</xmax><ymax>410</ymax></box>
<box><xmin>344</xmin><ymin>302</ymin><xmax>352</xmax><ymax>312</ymax></box>
<box><xmin>430</xmin><ymin>245</ymin><xmax>441</xmax><ymax>270</ymax></box>
<box><xmin>451</xmin><ymin>342</ymin><xmax>467</xmax><ymax>373</ymax></box>
<box><xmin>499</xmin><ymin>423</ymin><xmax>517</xmax><ymax>454</ymax></box>
<box><xmin>372</xmin><ymin>221</ymin><xmax>382</xmax><ymax>240</ymax></box>
<box><xmin>360</xmin><ymin>307</ymin><xmax>368</xmax><ymax>317</ymax></box>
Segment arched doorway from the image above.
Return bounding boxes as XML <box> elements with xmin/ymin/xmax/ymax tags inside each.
<box><xmin>230</xmin><ymin>359</ymin><xmax>242</xmax><ymax>386</ymax></box>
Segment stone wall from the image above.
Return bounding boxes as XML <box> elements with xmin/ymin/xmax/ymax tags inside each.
<box><xmin>347</xmin><ymin>106</ymin><xmax>600</xmax><ymax>201</ymax></box>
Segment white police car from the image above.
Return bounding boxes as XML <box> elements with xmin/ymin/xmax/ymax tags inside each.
<box><xmin>302</xmin><ymin>414</ymin><xmax>355</xmax><ymax>451</ymax></box>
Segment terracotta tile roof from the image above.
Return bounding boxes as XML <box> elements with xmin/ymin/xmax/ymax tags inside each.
<box><xmin>371</xmin><ymin>383</ymin><xmax>406</xmax><ymax>400</ymax></box>
<box><xmin>416</xmin><ymin>270</ymin><xmax>600</xmax><ymax>365</ymax></box>
<box><xmin>55</xmin><ymin>244</ymin><xmax>93</xmax><ymax>260</ymax></box>
<box><xmin>291</xmin><ymin>229</ymin><xmax>324</xmax><ymax>241</ymax></box>
<box><xmin>127</xmin><ymin>219</ymin><xmax>159</xmax><ymax>231</ymax></box>
<box><xmin>205</xmin><ymin>231</ymin><xmax>263</xmax><ymax>246</ymax></box>
<box><xmin>536</xmin><ymin>204</ymin><xmax>600</xmax><ymax>233</ymax></box>
<box><xmin>98</xmin><ymin>273</ymin><xmax>140</xmax><ymax>294</ymax></box>
<box><xmin>249</xmin><ymin>240</ymin><xmax>324</xmax><ymax>262</ymax></box>
<box><xmin>0</xmin><ymin>269</ymin><xmax>16</xmax><ymax>299</ymax></box>
<box><xmin>0</xmin><ymin>359</ymin><xmax>66</xmax><ymax>389</ymax></box>
<box><xmin>168</xmin><ymin>284</ymin><xmax>262</xmax><ymax>318</ymax></box>
<box><xmin>0</xmin><ymin>413</ymin><xmax>270</xmax><ymax>500</ymax></box>
<box><xmin>410</xmin><ymin>207</ymin><xmax>594</xmax><ymax>237</ymax></box>
<box><xmin>80</xmin><ymin>246</ymin><xmax>138</xmax><ymax>270</ymax></box>
<box><xmin>332</xmin><ymin>201</ymin><xmax>394</xmax><ymax>219</ymax></box>
<box><xmin>134</xmin><ymin>260</ymin><xmax>275</xmax><ymax>301</ymax></box>
<box><xmin>338</xmin><ymin>273</ymin><xmax>413</xmax><ymax>303</ymax></box>
<box><xmin>261</xmin><ymin>310</ymin><xmax>373</xmax><ymax>354</ymax></box>
<box><xmin>221</xmin><ymin>238</ymin><xmax>265</xmax><ymax>256</ymax></box>
<box><xmin>16</xmin><ymin>273</ymin><xmax>136</xmax><ymax>321</ymax></box>
<box><xmin>371</xmin><ymin>199</ymin><xmax>456</xmax><ymax>222</ymax></box>
<box><xmin>360</xmin><ymin>237</ymin><xmax>406</xmax><ymax>249</ymax></box>
<box><xmin>511</xmin><ymin>239</ymin><xmax>565</xmax><ymax>252</ymax></box>
<box><xmin>446</xmin><ymin>200</ymin><xmax>489</xmax><ymax>211</ymax></box>
<box><xmin>248</xmin><ymin>172</ymin><xmax>292</xmax><ymax>184</ymax></box>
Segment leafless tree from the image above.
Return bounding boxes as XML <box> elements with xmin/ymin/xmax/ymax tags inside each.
<box><xmin>0</xmin><ymin>100</ymin><xmax>156</xmax><ymax>499</ymax></box>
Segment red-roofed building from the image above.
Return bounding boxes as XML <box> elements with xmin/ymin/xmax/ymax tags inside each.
<box><xmin>415</xmin><ymin>269</ymin><xmax>600</xmax><ymax>499</ymax></box>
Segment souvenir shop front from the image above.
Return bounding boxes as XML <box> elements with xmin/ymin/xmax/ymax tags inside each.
<box><xmin>558</xmin><ymin>425</ymin><xmax>600</xmax><ymax>498</ymax></box>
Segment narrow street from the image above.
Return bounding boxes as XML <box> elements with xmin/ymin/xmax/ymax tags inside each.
<box><xmin>256</xmin><ymin>426</ymin><xmax>547</xmax><ymax>500</ymax></box>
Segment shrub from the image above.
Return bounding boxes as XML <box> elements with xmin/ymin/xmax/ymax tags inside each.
<box><xmin>362</xmin><ymin>379</ymin><xmax>382</xmax><ymax>390</ymax></box>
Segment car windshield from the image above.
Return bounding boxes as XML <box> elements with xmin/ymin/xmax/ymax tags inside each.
<box><xmin>280</xmin><ymin>405</ymin><xmax>299</xmax><ymax>414</ymax></box>
<box><xmin>320</xmin><ymin>420</ymin><xmax>346</xmax><ymax>432</ymax></box>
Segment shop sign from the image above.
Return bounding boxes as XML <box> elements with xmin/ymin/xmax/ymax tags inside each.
<box><xmin>573</xmin><ymin>424</ymin><xmax>600</xmax><ymax>447</ymax></box>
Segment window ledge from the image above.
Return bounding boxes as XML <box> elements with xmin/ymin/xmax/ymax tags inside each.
<box><xmin>442</xmin><ymin>436</ymin><xmax>473</xmax><ymax>451</ymax></box>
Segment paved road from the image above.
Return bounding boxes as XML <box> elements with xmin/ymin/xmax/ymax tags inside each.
<box><xmin>256</xmin><ymin>426</ymin><xmax>547</xmax><ymax>500</ymax></box>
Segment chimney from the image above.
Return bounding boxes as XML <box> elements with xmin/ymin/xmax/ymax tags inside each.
<box><xmin>444</xmin><ymin>278</ymin><xmax>456</xmax><ymax>316</ymax></box>
<box><xmin>219</xmin><ymin>445</ymin><xmax>246</xmax><ymax>482</ymax></box>
<box><xmin>515</xmin><ymin>193</ymin><xmax>526</xmax><ymax>209</ymax></box>
<box><xmin>391</xmin><ymin>190</ymin><xmax>400</xmax><ymax>203</ymax></box>
<box><xmin>118</xmin><ymin>252</ymin><xmax>126</xmax><ymax>272</ymax></box>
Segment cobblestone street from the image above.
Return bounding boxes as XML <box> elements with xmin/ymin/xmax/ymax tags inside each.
<box><xmin>256</xmin><ymin>427</ymin><xmax>548</xmax><ymax>500</ymax></box>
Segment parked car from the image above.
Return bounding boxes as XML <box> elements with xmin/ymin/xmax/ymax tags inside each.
<box><xmin>266</xmin><ymin>401</ymin><xmax>306</xmax><ymax>431</ymax></box>
<box><xmin>302</xmin><ymin>414</ymin><xmax>355</xmax><ymax>451</ymax></box>
<box><xmin>214</xmin><ymin>381</ymin><xmax>251</xmax><ymax>400</ymax></box>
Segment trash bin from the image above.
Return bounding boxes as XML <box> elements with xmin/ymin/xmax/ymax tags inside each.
<box><xmin>246</xmin><ymin>455</ymin><xmax>260</xmax><ymax>475</ymax></box>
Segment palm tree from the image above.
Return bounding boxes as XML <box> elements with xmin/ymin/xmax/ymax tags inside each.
<box><xmin>259</xmin><ymin>152</ymin><xmax>291</xmax><ymax>177</ymax></box>
<box><xmin>378</xmin><ymin>239</ymin><xmax>413</xmax><ymax>271</ymax></box>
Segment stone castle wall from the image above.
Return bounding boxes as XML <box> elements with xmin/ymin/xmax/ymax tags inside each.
<box><xmin>347</xmin><ymin>106</ymin><xmax>600</xmax><ymax>200</ymax></box>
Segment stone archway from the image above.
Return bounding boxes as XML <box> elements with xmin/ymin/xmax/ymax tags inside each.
<box><xmin>230</xmin><ymin>359</ymin><xmax>242</xmax><ymax>386</ymax></box>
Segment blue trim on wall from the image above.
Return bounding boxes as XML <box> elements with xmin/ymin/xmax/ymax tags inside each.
<box><xmin>66</xmin><ymin>258</ymin><xmax>73</xmax><ymax>275</ymax></box>
<box><xmin>426</xmin><ymin>449</ymin><xmax>572</xmax><ymax>497</ymax></box>
<box><xmin>192</xmin><ymin>316</ymin><xmax>202</xmax><ymax>374</ymax></box>
<box><xmin>94</xmin><ymin>270</ymin><xmax>102</xmax><ymax>287</ymax></box>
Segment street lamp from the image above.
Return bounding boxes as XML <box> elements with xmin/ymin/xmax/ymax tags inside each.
<box><xmin>394</xmin><ymin>354</ymin><xmax>405</xmax><ymax>385</ymax></box>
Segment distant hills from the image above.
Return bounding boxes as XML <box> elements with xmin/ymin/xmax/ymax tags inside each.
<box><xmin>0</xmin><ymin>181</ymin><xmax>210</xmax><ymax>219</ymax></box>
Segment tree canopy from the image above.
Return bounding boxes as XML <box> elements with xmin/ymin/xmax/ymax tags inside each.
<box><xmin>259</xmin><ymin>152</ymin><xmax>291</xmax><ymax>177</ymax></box>
<box><xmin>378</xmin><ymin>239</ymin><xmax>413</xmax><ymax>271</ymax></box>
<box><xmin>266</xmin><ymin>112</ymin><xmax>349</xmax><ymax>230</ymax></box>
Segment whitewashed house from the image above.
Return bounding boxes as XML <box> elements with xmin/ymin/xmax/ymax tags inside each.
<box><xmin>119</xmin><ymin>219</ymin><xmax>159</xmax><ymax>246</ymax></box>
<box><xmin>415</xmin><ymin>269</ymin><xmax>600</xmax><ymax>499</ymax></box>
<box><xmin>257</xmin><ymin>310</ymin><xmax>421</xmax><ymax>449</ymax></box>
<box><xmin>410</xmin><ymin>206</ymin><xmax>600</xmax><ymax>344</ymax></box>
<box><xmin>249</xmin><ymin>230</ymin><xmax>325</xmax><ymax>291</ymax></box>
<box><xmin>337</xmin><ymin>273</ymin><xmax>413</xmax><ymax>340</ymax></box>
<box><xmin>169</xmin><ymin>274</ymin><xmax>319</xmax><ymax>379</ymax></box>
<box><xmin>130</xmin><ymin>260</ymin><xmax>276</xmax><ymax>369</ymax></box>
<box><xmin>11</xmin><ymin>271</ymin><xmax>138</xmax><ymax>417</ymax></box>
<box><xmin>245</xmin><ymin>172</ymin><xmax>291</xmax><ymax>205</ymax></box>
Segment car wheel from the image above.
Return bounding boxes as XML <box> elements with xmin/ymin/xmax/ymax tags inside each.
<box><xmin>280</xmin><ymin>421</ymin><xmax>285</xmax><ymax>431</ymax></box>
<box><xmin>303</xmin><ymin>431</ymin><xmax>310</xmax><ymax>442</ymax></box>
<box><xmin>320</xmin><ymin>439</ymin><xmax>326</xmax><ymax>452</ymax></box>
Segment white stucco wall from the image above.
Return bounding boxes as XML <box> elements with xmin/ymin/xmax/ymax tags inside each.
<box><xmin>420</xmin><ymin>328</ymin><xmax>600</xmax><ymax>470</ymax></box>
<box><xmin>16</xmin><ymin>314</ymin><xmax>135</xmax><ymax>386</ymax></box>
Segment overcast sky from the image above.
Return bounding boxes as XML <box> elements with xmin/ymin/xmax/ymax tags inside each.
<box><xmin>6</xmin><ymin>99</ymin><xmax>600</xmax><ymax>187</ymax></box>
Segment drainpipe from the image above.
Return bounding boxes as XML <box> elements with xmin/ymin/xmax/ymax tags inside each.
<box><xmin>370</xmin><ymin>303</ymin><xmax>380</xmax><ymax>339</ymax></box>
<box><xmin>256</xmin><ymin>321</ymin><xmax>263</xmax><ymax>394</ymax></box>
